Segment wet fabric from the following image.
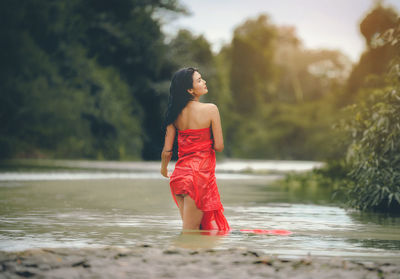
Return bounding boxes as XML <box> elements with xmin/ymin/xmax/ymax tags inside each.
<box><xmin>169</xmin><ymin>127</ymin><xmax>230</xmax><ymax>232</ymax></box>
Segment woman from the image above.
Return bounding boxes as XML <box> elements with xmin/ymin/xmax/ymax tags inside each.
<box><xmin>161</xmin><ymin>67</ymin><xmax>230</xmax><ymax>232</ymax></box>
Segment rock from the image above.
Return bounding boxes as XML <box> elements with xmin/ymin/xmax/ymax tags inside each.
<box><xmin>71</xmin><ymin>260</ymin><xmax>90</xmax><ymax>268</ymax></box>
<box><xmin>163</xmin><ymin>250</ymin><xmax>180</xmax><ymax>255</ymax></box>
<box><xmin>253</xmin><ymin>256</ymin><xmax>273</xmax><ymax>265</ymax></box>
<box><xmin>16</xmin><ymin>270</ymin><xmax>35</xmax><ymax>277</ymax></box>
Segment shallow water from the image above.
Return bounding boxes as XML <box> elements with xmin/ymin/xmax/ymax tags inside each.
<box><xmin>0</xmin><ymin>160</ymin><xmax>399</xmax><ymax>262</ymax></box>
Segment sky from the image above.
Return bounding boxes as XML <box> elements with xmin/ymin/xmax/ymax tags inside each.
<box><xmin>163</xmin><ymin>0</ymin><xmax>400</xmax><ymax>62</ymax></box>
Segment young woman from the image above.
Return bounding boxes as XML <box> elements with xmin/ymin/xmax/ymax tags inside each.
<box><xmin>161</xmin><ymin>67</ymin><xmax>230</xmax><ymax>232</ymax></box>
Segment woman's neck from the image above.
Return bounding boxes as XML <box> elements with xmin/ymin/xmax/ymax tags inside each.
<box><xmin>192</xmin><ymin>96</ymin><xmax>200</xmax><ymax>102</ymax></box>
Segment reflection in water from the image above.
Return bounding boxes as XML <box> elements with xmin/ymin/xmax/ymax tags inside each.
<box><xmin>347</xmin><ymin>239</ymin><xmax>400</xmax><ymax>250</ymax></box>
<box><xmin>0</xmin><ymin>170</ymin><xmax>399</xmax><ymax>262</ymax></box>
<box><xmin>349</xmin><ymin>210</ymin><xmax>400</xmax><ymax>226</ymax></box>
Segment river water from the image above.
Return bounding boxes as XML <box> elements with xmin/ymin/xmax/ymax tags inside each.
<box><xmin>0</xmin><ymin>160</ymin><xmax>399</xmax><ymax>262</ymax></box>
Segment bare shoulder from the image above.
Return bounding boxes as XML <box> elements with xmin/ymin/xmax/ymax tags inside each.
<box><xmin>202</xmin><ymin>103</ymin><xmax>219</xmax><ymax>114</ymax></box>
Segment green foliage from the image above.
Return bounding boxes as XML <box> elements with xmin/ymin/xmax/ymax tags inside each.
<box><xmin>229</xmin><ymin>100</ymin><xmax>346</xmax><ymax>160</ymax></box>
<box><xmin>2</xmin><ymin>0</ymin><xmax>397</xmax><ymax>174</ymax></box>
<box><xmin>277</xmin><ymin>5</ymin><xmax>400</xmax><ymax>214</ymax></box>
<box><xmin>360</xmin><ymin>4</ymin><xmax>398</xmax><ymax>47</ymax></box>
<box><xmin>338</xmin><ymin>13</ymin><xmax>400</xmax><ymax>213</ymax></box>
<box><xmin>344</xmin><ymin>4</ymin><xmax>398</xmax><ymax>104</ymax></box>
<box><xmin>274</xmin><ymin>26</ymin><xmax>351</xmax><ymax>103</ymax></box>
<box><xmin>280</xmin><ymin>160</ymin><xmax>352</xmax><ymax>204</ymax></box>
<box><xmin>217</xmin><ymin>14</ymin><xmax>351</xmax><ymax>160</ymax></box>
<box><xmin>0</xmin><ymin>0</ymin><xmax>182</xmax><ymax>160</ymax></box>
<box><xmin>167</xmin><ymin>30</ymin><xmax>214</xmax><ymax>69</ymax></box>
<box><xmin>230</xmin><ymin>15</ymin><xmax>277</xmax><ymax>114</ymax></box>
<box><xmin>339</xmin><ymin>85</ymin><xmax>400</xmax><ymax>212</ymax></box>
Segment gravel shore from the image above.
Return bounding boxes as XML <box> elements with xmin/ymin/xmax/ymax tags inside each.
<box><xmin>1</xmin><ymin>245</ymin><xmax>399</xmax><ymax>279</ymax></box>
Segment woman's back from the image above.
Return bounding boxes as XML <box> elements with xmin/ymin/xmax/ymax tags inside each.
<box><xmin>174</xmin><ymin>101</ymin><xmax>212</xmax><ymax>131</ymax></box>
<box><xmin>174</xmin><ymin>101</ymin><xmax>223</xmax><ymax>152</ymax></box>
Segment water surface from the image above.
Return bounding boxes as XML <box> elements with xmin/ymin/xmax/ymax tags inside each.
<box><xmin>0</xmin><ymin>160</ymin><xmax>399</xmax><ymax>262</ymax></box>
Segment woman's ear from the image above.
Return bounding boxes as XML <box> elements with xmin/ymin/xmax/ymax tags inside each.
<box><xmin>187</xmin><ymin>88</ymin><xmax>194</xmax><ymax>95</ymax></box>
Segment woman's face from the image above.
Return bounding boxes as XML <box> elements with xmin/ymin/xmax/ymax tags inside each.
<box><xmin>188</xmin><ymin>71</ymin><xmax>208</xmax><ymax>97</ymax></box>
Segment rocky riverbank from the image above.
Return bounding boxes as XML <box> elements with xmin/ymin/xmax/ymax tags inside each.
<box><xmin>1</xmin><ymin>245</ymin><xmax>399</xmax><ymax>278</ymax></box>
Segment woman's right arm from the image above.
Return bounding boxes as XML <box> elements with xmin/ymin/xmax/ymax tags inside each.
<box><xmin>161</xmin><ymin>124</ymin><xmax>176</xmax><ymax>178</ymax></box>
<box><xmin>210</xmin><ymin>104</ymin><xmax>224</xmax><ymax>152</ymax></box>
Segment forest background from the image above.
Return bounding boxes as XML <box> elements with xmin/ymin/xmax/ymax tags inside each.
<box><xmin>1</xmin><ymin>0</ymin><xmax>399</xmax><ymax>212</ymax></box>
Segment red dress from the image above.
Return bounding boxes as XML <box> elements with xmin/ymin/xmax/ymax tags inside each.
<box><xmin>169</xmin><ymin>127</ymin><xmax>230</xmax><ymax>231</ymax></box>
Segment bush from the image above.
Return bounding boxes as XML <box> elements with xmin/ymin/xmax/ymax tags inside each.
<box><xmin>340</xmin><ymin>85</ymin><xmax>400</xmax><ymax>212</ymax></box>
<box><xmin>280</xmin><ymin>160</ymin><xmax>351</xmax><ymax>204</ymax></box>
<box><xmin>278</xmin><ymin>11</ymin><xmax>400</xmax><ymax>214</ymax></box>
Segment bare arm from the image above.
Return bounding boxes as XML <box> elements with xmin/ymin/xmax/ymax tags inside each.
<box><xmin>210</xmin><ymin>104</ymin><xmax>224</xmax><ymax>152</ymax></box>
<box><xmin>161</xmin><ymin>124</ymin><xmax>176</xmax><ymax>177</ymax></box>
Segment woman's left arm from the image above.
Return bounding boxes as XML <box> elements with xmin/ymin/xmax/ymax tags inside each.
<box><xmin>161</xmin><ymin>124</ymin><xmax>176</xmax><ymax>178</ymax></box>
<box><xmin>210</xmin><ymin>104</ymin><xmax>224</xmax><ymax>152</ymax></box>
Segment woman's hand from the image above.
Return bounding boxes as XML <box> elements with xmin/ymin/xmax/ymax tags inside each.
<box><xmin>160</xmin><ymin>124</ymin><xmax>176</xmax><ymax>177</ymax></box>
<box><xmin>161</xmin><ymin>149</ymin><xmax>173</xmax><ymax>178</ymax></box>
<box><xmin>160</xmin><ymin>168</ymin><xmax>171</xmax><ymax>178</ymax></box>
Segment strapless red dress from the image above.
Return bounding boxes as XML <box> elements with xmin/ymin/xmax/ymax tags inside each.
<box><xmin>169</xmin><ymin>127</ymin><xmax>230</xmax><ymax>231</ymax></box>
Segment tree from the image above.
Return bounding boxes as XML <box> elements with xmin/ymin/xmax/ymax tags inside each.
<box><xmin>0</xmin><ymin>0</ymin><xmax>183</xmax><ymax>159</ymax></box>
<box><xmin>337</xmin><ymin>10</ymin><xmax>400</xmax><ymax>213</ymax></box>
<box><xmin>230</xmin><ymin>15</ymin><xmax>277</xmax><ymax>114</ymax></box>
<box><xmin>344</xmin><ymin>3</ymin><xmax>398</xmax><ymax>104</ymax></box>
<box><xmin>274</xmin><ymin>26</ymin><xmax>351</xmax><ymax>103</ymax></box>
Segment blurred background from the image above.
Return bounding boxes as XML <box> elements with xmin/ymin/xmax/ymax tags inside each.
<box><xmin>0</xmin><ymin>0</ymin><xmax>398</xmax><ymax>162</ymax></box>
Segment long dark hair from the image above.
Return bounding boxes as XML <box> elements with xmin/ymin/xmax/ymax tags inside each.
<box><xmin>164</xmin><ymin>67</ymin><xmax>198</xmax><ymax>130</ymax></box>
